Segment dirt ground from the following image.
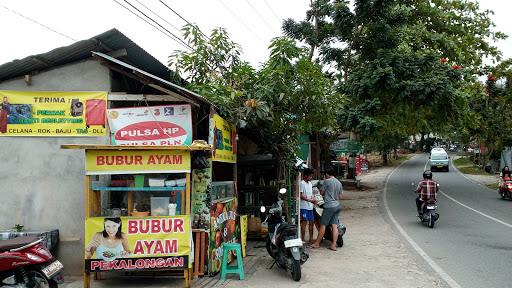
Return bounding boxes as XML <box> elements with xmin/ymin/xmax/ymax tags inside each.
<box><xmin>217</xmin><ymin>164</ymin><xmax>447</xmax><ymax>288</ymax></box>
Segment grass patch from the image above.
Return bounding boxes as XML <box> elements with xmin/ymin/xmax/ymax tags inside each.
<box><xmin>486</xmin><ymin>182</ymin><xmax>500</xmax><ymax>190</ymax></box>
<box><xmin>453</xmin><ymin>157</ymin><xmax>472</xmax><ymax>166</ymax></box>
<box><xmin>458</xmin><ymin>166</ymin><xmax>489</xmax><ymax>175</ymax></box>
<box><xmin>389</xmin><ymin>155</ymin><xmax>411</xmax><ymax>167</ymax></box>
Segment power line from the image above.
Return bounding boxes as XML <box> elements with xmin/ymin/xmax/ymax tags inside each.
<box><xmin>113</xmin><ymin>0</ymin><xmax>193</xmax><ymax>51</ymax></box>
<box><xmin>263</xmin><ymin>0</ymin><xmax>282</xmax><ymax>24</ymax></box>
<box><xmin>132</xmin><ymin>0</ymin><xmax>181</xmax><ymax>35</ymax></box>
<box><xmin>0</xmin><ymin>4</ymin><xmax>76</xmax><ymax>41</ymax></box>
<box><xmin>245</xmin><ymin>0</ymin><xmax>277</xmax><ymax>35</ymax></box>
<box><xmin>157</xmin><ymin>0</ymin><xmax>210</xmax><ymax>41</ymax></box>
<box><xmin>217</xmin><ymin>0</ymin><xmax>265</xmax><ymax>42</ymax></box>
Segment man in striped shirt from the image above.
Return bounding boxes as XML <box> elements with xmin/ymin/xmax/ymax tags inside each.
<box><xmin>415</xmin><ymin>170</ymin><xmax>438</xmax><ymax>215</ymax></box>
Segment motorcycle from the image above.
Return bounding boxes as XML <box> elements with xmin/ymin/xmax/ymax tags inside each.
<box><xmin>498</xmin><ymin>178</ymin><xmax>512</xmax><ymax>200</ymax></box>
<box><xmin>262</xmin><ymin>189</ymin><xmax>309</xmax><ymax>282</ymax></box>
<box><xmin>313</xmin><ymin>207</ymin><xmax>346</xmax><ymax>247</ymax></box>
<box><xmin>0</xmin><ymin>236</ymin><xmax>64</xmax><ymax>288</ymax></box>
<box><xmin>418</xmin><ymin>200</ymin><xmax>439</xmax><ymax>228</ymax></box>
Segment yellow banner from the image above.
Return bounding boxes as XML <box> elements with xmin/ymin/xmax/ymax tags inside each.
<box><xmin>241</xmin><ymin>215</ymin><xmax>247</xmax><ymax>257</ymax></box>
<box><xmin>0</xmin><ymin>90</ymin><xmax>107</xmax><ymax>136</ymax></box>
<box><xmin>85</xmin><ymin>149</ymin><xmax>191</xmax><ymax>175</ymax></box>
<box><xmin>84</xmin><ymin>216</ymin><xmax>191</xmax><ymax>272</ymax></box>
<box><xmin>209</xmin><ymin>114</ymin><xmax>237</xmax><ymax>163</ymax></box>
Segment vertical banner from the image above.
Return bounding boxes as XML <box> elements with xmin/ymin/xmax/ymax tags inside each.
<box><xmin>240</xmin><ymin>215</ymin><xmax>247</xmax><ymax>257</ymax></box>
<box><xmin>0</xmin><ymin>90</ymin><xmax>107</xmax><ymax>136</ymax></box>
<box><xmin>209</xmin><ymin>114</ymin><xmax>236</xmax><ymax>163</ymax></box>
<box><xmin>209</xmin><ymin>199</ymin><xmax>239</xmax><ymax>274</ymax></box>
<box><xmin>191</xmin><ymin>159</ymin><xmax>212</xmax><ymax>230</ymax></box>
<box><xmin>107</xmin><ymin>105</ymin><xmax>192</xmax><ymax>146</ymax></box>
<box><xmin>84</xmin><ymin>216</ymin><xmax>191</xmax><ymax>272</ymax></box>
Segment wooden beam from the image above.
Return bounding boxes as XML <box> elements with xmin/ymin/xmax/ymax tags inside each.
<box><xmin>108</xmin><ymin>93</ymin><xmax>186</xmax><ymax>102</ymax></box>
<box><xmin>147</xmin><ymin>84</ymin><xmax>199</xmax><ymax>107</ymax></box>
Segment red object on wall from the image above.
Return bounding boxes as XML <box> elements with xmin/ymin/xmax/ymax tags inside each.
<box><xmin>85</xmin><ymin>99</ymin><xmax>106</xmax><ymax>128</ymax></box>
<box><xmin>356</xmin><ymin>155</ymin><xmax>361</xmax><ymax>176</ymax></box>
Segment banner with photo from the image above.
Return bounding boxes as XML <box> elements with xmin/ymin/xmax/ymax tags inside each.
<box><xmin>84</xmin><ymin>216</ymin><xmax>191</xmax><ymax>272</ymax></box>
<box><xmin>107</xmin><ymin>105</ymin><xmax>192</xmax><ymax>146</ymax></box>
<box><xmin>209</xmin><ymin>114</ymin><xmax>236</xmax><ymax>163</ymax></box>
<box><xmin>0</xmin><ymin>90</ymin><xmax>107</xmax><ymax>136</ymax></box>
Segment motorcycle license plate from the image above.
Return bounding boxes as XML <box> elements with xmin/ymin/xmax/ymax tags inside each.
<box><xmin>42</xmin><ymin>260</ymin><xmax>63</xmax><ymax>278</ymax></box>
<box><xmin>284</xmin><ymin>238</ymin><xmax>303</xmax><ymax>248</ymax></box>
<box><xmin>426</xmin><ymin>205</ymin><xmax>437</xmax><ymax>210</ymax></box>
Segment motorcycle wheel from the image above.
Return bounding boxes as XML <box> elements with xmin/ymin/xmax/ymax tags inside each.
<box><xmin>27</xmin><ymin>270</ymin><xmax>57</xmax><ymax>288</ymax></box>
<box><xmin>291</xmin><ymin>259</ymin><xmax>301</xmax><ymax>282</ymax></box>
<box><xmin>265</xmin><ymin>236</ymin><xmax>274</xmax><ymax>259</ymax></box>
<box><xmin>428</xmin><ymin>212</ymin><xmax>435</xmax><ymax>228</ymax></box>
<box><xmin>336</xmin><ymin>237</ymin><xmax>344</xmax><ymax>247</ymax></box>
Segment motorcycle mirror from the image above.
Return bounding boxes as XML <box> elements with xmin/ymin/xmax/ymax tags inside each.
<box><xmin>260</xmin><ymin>206</ymin><xmax>266</xmax><ymax>213</ymax></box>
<box><xmin>279</xmin><ymin>188</ymin><xmax>287</xmax><ymax>194</ymax></box>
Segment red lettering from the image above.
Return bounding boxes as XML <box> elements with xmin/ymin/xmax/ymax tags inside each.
<box><xmin>118</xmin><ymin>260</ymin><xmax>127</xmax><ymax>269</ymax></box>
<box><xmin>147</xmin><ymin>155</ymin><xmax>155</xmax><ymax>165</ymax></box>
<box><xmin>154</xmin><ymin>241</ymin><xmax>163</xmax><ymax>254</ymax></box>
<box><xmin>145</xmin><ymin>258</ymin><xmax>157</xmax><ymax>269</ymax></box>
<box><xmin>174</xmin><ymin>218</ymin><xmax>184</xmax><ymax>232</ymax></box>
<box><xmin>163</xmin><ymin>155</ymin><xmax>172</xmax><ymax>164</ymax></box>
<box><xmin>151</xmin><ymin>220</ymin><xmax>161</xmax><ymax>233</ymax></box>
<box><xmin>96</xmin><ymin>156</ymin><xmax>105</xmax><ymax>165</ymax></box>
<box><xmin>173</xmin><ymin>155</ymin><xmax>182</xmax><ymax>164</ymax></box>
<box><xmin>127</xmin><ymin>260</ymin><xmax>136</xmax><ymax>269</ymax></box>
<box><xmin>128</xmin><ymin>220</ymin><xmax>138</xmax><ymax>234</ymax></box>
<box><xmin>165</xmin><ymin>239</ymin><xmax>178</xmax><ymax>254</ymax></box>
<box><xmin>143</xmin><ymin>240</ymin><xmax>155</xmax><ymax>254</ymax></box>
<box><xmin>135</xmin><ymin>155</ymin><xmax>143</xmax><ymax>165</ymax></box>
<box><xmin>139</xmin><ymin>220</ymin><xmax>149</xmax><ymax>234</ymax></box>
<box><xmin>135</xmin><ymin>259</ymin><xmax>145</xmax><ymax>269</ymax></box>
<box><xmin>133</xmin><ymin>241</ymin><xmax>144</xmax><ymax>255</ymax></box>
<box><xmin>162</xmin><ymin>219</ymin><xmax>172</xmax><ymax>233</ymax></box>
<box><xmin>115</xmin><ymin>155</ymin><xmax>123</xmax><ymax>165</ymax></box>
<box><xmin>156</xmin><ymin>258</ymin><xmax>165</xmax><ymax>268</ymax></box>
<box><xmin>175</xmin><ymin>257</ymin><xmax>184</xmax><ymax>267</ymax></box>
<box><xmin>100</xmin><ymin>261</ymin><xmax>107</xmax><ymax>270</ymax></box>
<box><xmin>90</xmin><ymin>261</ymin><xmax>100</xmax><ymax>270</ymax></box>
<box><xmin>106</xmin><ymin>156</ymin><xmax>114</xmax><ymax>165</ymax></box>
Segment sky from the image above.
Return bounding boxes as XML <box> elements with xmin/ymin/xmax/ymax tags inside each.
<box><xmin>0</xmin><ymin>0</ymin><xmax>511</xmax><ymax>71</ymax></box>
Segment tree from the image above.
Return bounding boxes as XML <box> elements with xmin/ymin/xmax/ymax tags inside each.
<box><xmin>284</xmin><ymin>0</ymin><xmax>506</xmax><ymax>163</ymax></box>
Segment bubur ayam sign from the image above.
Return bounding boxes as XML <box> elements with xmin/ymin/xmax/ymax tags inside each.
<box><xmin>107</xmin><ymin>105</ymin><xmax>192</xmax><ymax>146</ymax></box>
<box><xmin>85</xmin><ymin>149</ymin><xmax>191</xmax><ymax>175</ymax></box>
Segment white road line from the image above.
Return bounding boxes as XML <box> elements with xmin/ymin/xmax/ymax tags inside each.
<box><xmin>439</xmin><ymin>190</ymin><xmax>512</xmax><ymax>229</ymax></box>
<box><xmin>424</xmin><ymin>157</ymin><xmax>429</xmax><ymax>171</ymax></box>
<box><xmin>384</xmin><ymin>156</ymin><xmax>462</xmax><ymax>288</ymax></box>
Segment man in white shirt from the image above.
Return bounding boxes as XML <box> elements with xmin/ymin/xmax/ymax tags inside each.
<box><xmin>300</xmin><ymin>168</ymin><xmax>316</xmax><ymax>244</ymax></box>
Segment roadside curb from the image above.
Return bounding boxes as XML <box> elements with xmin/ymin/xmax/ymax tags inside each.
<box><xmin>450</xmin><ymin>158</ymin><xmax>497</xmax><ymax>193</ymax></box>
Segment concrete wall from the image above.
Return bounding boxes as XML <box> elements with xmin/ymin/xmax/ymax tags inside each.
<box><xmin>0</xmin><ymin>59</ymin><xmax>110</xmax><ymax>275</ymax></box>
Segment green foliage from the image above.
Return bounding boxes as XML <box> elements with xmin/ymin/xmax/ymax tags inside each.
<box><xmin>12</xmin><ymin>224</ymin><xmax>24</xmax><ymax>232</ymax></box>
<box><xmin>169</xmin><ymin>25</ymin><xmax>341</xmax><ymax>163</ymax></box>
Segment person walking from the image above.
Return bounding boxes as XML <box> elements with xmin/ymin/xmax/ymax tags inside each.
<box><xmin>309</xmin><ymin>167</ymin><xmax>342</xmax><ymax>251</ymax></box>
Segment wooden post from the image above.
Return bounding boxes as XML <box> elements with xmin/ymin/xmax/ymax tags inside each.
<box><xmin>127</xmin><ymin>191</ymin><xmax>134</xmax><ymax>214</ymax></box>
<box><xmin>185</xmin><ymin>173</ymin><xmax>191</xmax><ymax>215</ymax></box>
<box><xmin>84</xmin><ymin>176</ymin><xmax>91</xmax><ymax>288</ymax></box>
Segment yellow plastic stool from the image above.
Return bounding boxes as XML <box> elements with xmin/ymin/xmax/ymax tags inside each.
<box><xmin>220</xmin><ymin>243</ymin><xmax>244</xmax><ymax>280</ymax></box>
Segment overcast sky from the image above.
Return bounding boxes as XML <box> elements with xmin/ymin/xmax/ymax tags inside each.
<box><xmin>0</xmin><ymin>0</ymin><xmax>510</xmax><ymax>71</ymax></box>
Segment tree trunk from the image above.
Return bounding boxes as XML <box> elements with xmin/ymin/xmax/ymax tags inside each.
<box><xmin>382</xmin><ymin>152</ymin><xmax>388</xmax><ymax>166</ymax></box>
<box><xmin>419</xmin><ymin>132</ymin><xmax>425</xmax><ymax>152</ymax></box>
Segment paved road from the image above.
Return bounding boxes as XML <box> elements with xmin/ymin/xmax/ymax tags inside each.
<box><xmin>385</xmin><ymin>154</ymin><xmax>512</xmax><ymax>288</ymax></box>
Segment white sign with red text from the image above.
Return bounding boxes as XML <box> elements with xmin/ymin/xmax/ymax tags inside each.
<box><xmin>107</xmin><ymin>105</ymin><xmax>192</xmax><ymax>146</ymax></box>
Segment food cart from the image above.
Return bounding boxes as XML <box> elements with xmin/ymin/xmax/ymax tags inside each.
<box><xmin>61</xmin><ymin>144</ymin><xmax>212</xmax><ymax>288</ymax></box>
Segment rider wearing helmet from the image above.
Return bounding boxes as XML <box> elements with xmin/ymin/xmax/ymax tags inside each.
<box><xmin>415</xmin><ymin>170</ymin><xmax>439</xmax><ymax>215</ymax></box>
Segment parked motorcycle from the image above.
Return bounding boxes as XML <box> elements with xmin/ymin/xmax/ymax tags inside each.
<box><xmin>498</xmin><ymin>178</ymin><xmax>512</xmax><ymax>200</ymax></box>
<box><xmin>262</xmin><ymin>189</ymin><xmax>308</xmax><ymax>282</ymax></box>
<box><xmin>313</xmin><ymin>207</ymin><xmax>346</xmax><ymax>247</ymax></box>
<box><xmin>418</xmin><ymin>200</ymin><xmax>439</xmax><ymax>228</ymax></box>
<box><xmin>0</xmin><ymin>236</ymin><xmax>64</xmax><ymax>288</ymax></box>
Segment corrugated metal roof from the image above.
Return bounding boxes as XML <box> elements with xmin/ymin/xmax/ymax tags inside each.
<box><xmin>0</xmin><ymin>28</ymin><xmax>170</xmax><ymax>82</ymax></box>
<box><xmin>92</xmin><ymin>51</ymin><xmax>212</xmax><ymax>106</ymax></box>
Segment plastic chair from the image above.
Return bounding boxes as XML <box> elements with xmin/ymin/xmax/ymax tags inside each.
<box><xmin>220</xmin><ymin>243</ymin><xmax>244</xmax><ymax>280</ymax></box>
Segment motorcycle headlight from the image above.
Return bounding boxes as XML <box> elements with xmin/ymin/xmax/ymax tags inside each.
<box><xmin>26</xmin><ymin>253</ymin><xmax>43</xmax><ymax>262</ymax></box>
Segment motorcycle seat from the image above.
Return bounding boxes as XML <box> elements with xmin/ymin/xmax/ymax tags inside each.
<box><xmin>0</xmin><ymin>236</ymin><xmax>40</xmax><ymax>252</ymax></box>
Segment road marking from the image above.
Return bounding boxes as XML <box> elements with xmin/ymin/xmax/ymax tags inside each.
<box><xmin>384</xmin><ymin>156</ymin><xmax>462</xmax><ymax>288</ymax></box>
<box><xmin>424</xmin><ymin>157</ymin><xmax>429</xmax><ymax>171</ymax></box>
<box><xmin>439</xmin><ymin>190</ymin><xmax>512</xmax><ymax>229</ymax></box>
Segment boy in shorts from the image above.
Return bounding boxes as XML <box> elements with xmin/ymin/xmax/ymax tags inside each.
<box><xmin>300</xmin><ymin>168</ymin><xmax>316</xmax><ymax>244</ymax></box>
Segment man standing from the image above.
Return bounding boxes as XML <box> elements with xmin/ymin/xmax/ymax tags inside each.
<box><xmin>309</xmin><ymin>167</ymin><xmax>342</xmax><ymax>251</ymax></box>
<box><xmin>299</xmin><ymin>168</ymin><xmax>315</xmax><ymax>244</ymax></box>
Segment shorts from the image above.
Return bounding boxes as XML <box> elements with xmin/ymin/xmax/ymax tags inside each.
<box><xmin>320</xmin><ymin>206</ymin><xmax>341</xmax><ymax>226</ymax></box>
<box><xmin>300</xmin><ymin>209</ymin><xmax>314</xmax><ymax>221</ymax></box>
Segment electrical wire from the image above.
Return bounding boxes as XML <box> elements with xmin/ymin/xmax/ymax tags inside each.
<box><xmin>132</xmin><ymin>0</ymin><xmax>182</xmax><ymax>35</ymax></box>
<box><xmin>112</xmin><ymin>0</ymin><xmax>191</xmax><ymax>50</ymax></box>
<box><xmin>262</xmin><ymin>0</ymin><xmax>282</xmax><ymax>24</ymax></box>
<box><xmin>244</xmin><ymin>0</ymin><xmax>277</xmax><ymax>35</ymax></box>
<box><xmin>157</xmin><ymin>0</ymin><xmax>210</xmax><ymax>41</ymax></box>
<box><xmin>217</xmin><ymin>0</ymin><xmax>265</xmax><ymax>42</ymax></box>
<box><xmin>0</xmin><ymin>4</ymin><xmax>76</xmax><ymax>41</ymax></box>
<box><xmin>121</xmin><ymin>0</ymin><xmax>194</xmax><ymax>51</ymax></box>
